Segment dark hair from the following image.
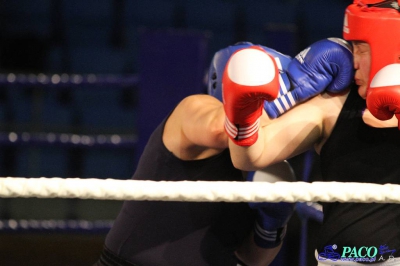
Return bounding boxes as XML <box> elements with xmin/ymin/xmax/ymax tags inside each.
<box><xmin>367</xmin><ymin>0</ymin><xmax>400</xmax><ymax>10</ymax></box>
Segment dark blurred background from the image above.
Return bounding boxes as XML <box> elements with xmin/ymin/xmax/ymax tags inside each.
<box><xmin>0</xmin><ymin>0</ymin><xmax>351</xmax><ymax>265</ymax></box>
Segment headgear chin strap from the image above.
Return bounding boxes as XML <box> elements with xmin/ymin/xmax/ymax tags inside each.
<box><xmin>343</xmin><ymin>0</ymin><xmax>400</xmax><ymax>92</ymax></box>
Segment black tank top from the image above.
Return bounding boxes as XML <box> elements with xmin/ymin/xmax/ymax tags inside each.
<box><xmin>317</xmin><ymin>86</ymin><xmax>400</xmax><ymax>259</ymax></box>
<box><xmin>105</xmin><ymin>115</ymin><xmax>254</xmax><ymax>266</ymax></box>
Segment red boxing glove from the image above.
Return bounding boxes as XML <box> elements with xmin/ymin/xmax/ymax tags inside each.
<box><xmin>366</xmin><ymin>64</ymin><xmax>400</xmax><ymax>129</ymax></box>
<box><xmin>222</xmin><ymin>46</ymin><xmax>280</xmax><ymax>146</ymax></box>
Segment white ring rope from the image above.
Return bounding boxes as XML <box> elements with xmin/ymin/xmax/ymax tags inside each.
<box><xmin>1</xmin><ymin>177</ymin><xmax>400</xmax><ymax>203</ymax></box>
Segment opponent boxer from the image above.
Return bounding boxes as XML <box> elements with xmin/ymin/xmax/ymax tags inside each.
<box><xmin>93</xmin><ymin>38</ymin><xmax>349</xmax><ymax>265</ymax></box>
<box><xmin>224</xmin><ymin>1</ymin><xmax>400</xmax><ymax>265</ymax></box>
<box><xmin>344</xmin><ymin>0</ymin><xmax>400</xmax><ymax>126</ymax></box>
<box><xmin>94</xmin><ymin>43</ymin><xmax>294</xmax><ymax>266</ymax></box>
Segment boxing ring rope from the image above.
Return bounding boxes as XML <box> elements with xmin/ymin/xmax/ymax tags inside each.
<box><xmin>1</xmin><ymin>178</ymin><xmax>400</xmax><ymax>203</ymax></box>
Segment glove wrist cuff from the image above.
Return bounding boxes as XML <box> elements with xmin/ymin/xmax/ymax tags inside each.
<box><xmin>253</xmin><ymin>222</ymin><xmax>287</xmax><ymax>248</ymax></box>
<box><xmin>224</xmin><ymin>117</ymin><xmax>260</xmax><ymax>146</ymax></box>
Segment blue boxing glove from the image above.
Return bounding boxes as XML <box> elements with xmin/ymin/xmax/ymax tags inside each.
<box><xmin>247</xmin><ymin>171</ymin><xmax>295</xmax><ymax>248</ymax></box>
<box><xmin>207</xmin><ymin>41</ymin><xmax>292</xmax><ymax>102</ymax></box>
<box><xmin>264</xmin><ymin>38</ymin><xmax>354</xmax><ymax>118</ymax></box>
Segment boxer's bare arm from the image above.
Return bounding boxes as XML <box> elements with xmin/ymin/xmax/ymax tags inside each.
<box><xmin>163</xmin><ymin>94</ymin><xmax>228</xmax><ymax>160</ymax></box>
<box><xmin>229</xmin><ymin>92</ymin><xmax>347</xmax><ymax>171</ymax></box>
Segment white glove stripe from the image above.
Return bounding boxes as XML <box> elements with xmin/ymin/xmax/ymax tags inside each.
<box><xmin>281</xmin><ymin>95</ymin><xmax>291</xmax><ymax>111</ymax></box>
<box><xmin>237</xmin><ymin>118</ymin><xmax>259</xmax><ymax>131</ymax></box>
<box><xmin>274</xmin><ymin>57</ymin><xmax>286</xmax><ymax>97</ymax></box>
<box><xmin>279</xmin><ymin>74</ymin><xmax>289</xmax><ymax>95</ymax></box>
<box><xmin>274</xmin><ymin>57</ymin><xmax>283</xmax><ymax>71</ymax></box>
<box><xmin>255</xmin><ymin>222</ymin><xmax>277</xmax><ymax>241</ymax></box>
<box><xmin>254</xmin><ymin>223</ymin><xmax>287</xmax><ymax>243</ymax></box>
<box><xmin>225</xmin><ymin>117</ymin><xmax>260</xmax><ymax>140</ymax></box>
<box><xmin>225</xmin><ymin>118</ymin><xmax>238</xmax><ymax>139</ymax></box>
<box><xmin>287</xmin><ymin>91</ymin><xmax>296</xmax><ymax>106</ymax></box>
<box><xmin>237</xmin><ymin>119</ymin><xmax>260</xmax><ymax>139</ymax></box>
<box><xmin>273</xmin><ymin>99</ymin><xmax>285</xmax><ymax>115</ymax></box>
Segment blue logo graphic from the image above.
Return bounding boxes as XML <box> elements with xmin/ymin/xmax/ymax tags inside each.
<box><xmin>318</xmin><ymin>244</ymin><xmax>341</xmax><ymax>261</ymax></box>
<box><xmin>379</xmin><ymin>244</ymin><xmax>396</xmax><ymax>256</ymax></box>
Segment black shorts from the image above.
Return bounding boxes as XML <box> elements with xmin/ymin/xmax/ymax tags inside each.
<box><xmin>93</xmin><ymin>247</ymin><xmax>137</xmax><ymax>266</ymax></box>
<box><xmin>93</xmin><ymin>246</ymin><xmax>248</xmax><ymax>266</ymax></box>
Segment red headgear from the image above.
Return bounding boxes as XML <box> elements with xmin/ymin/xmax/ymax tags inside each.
<box><xmin>343</xmin><ymin>0</ymin><xmax>400</xmax><ymax>91</ymax></box>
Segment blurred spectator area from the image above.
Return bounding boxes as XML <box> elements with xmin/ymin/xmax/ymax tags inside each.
<box><xmin>0</xmin><ymin>0</ymin><xmax>349</xmax><ymax>73</ymax></box>
<box><xmin>0</xmin><ymin>0</ymin><xmax>350</xmax><ymax>228</ymax></box>
<box><xmin>0</xmin><ymin>1</ymin><xmax>349</xmax><ymax>265</ymax></box>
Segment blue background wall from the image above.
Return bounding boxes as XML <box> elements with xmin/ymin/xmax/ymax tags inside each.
<box><xmin>0</xmin><ymin>0</ymin><xmax>351</xmax><ymax>265</ymax></box>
